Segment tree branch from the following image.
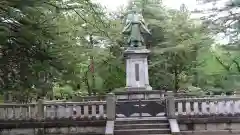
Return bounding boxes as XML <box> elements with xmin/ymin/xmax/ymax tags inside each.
<box><xmin>214</xmin><ymin>55</ymin><xmax>231</xmax><ymax>71</ymax></box>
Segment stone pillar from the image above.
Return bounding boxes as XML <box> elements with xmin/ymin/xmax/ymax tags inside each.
<box><xmin>106</xmin><ymin>93</ymin><xmax>116</xmax><ymax>120</ymax></box>
<box><xmin>4</xmin><ymin>92</ymin><xmax>13</xmax><ymax>103</ymax></box>
<box><xmin>124</xmin><ymin>48</ymin><xmax>152</xmax><ymax>91</ymax></box>
<box><xmin>234</xmin><ymin>90</ymin><xmax>240</xmax><ymax>96</ymax></box>
<box><xmin>166</xmin><ymin>91</ymin><xmax>175</xmax><ymax>118</ymax></box>
<box><xmin>37</xmin><ymin>99</ymin><xmax>44</xmax><ymax>120</ymax></box>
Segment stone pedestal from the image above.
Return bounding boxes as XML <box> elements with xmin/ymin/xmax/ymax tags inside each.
<box><xmin>124</xmin><ymin>48</ymin><xmax>152</xmax><ymax>91</ymax></box>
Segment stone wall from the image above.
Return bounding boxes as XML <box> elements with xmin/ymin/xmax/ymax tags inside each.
<box><xmin>179</xmin><ymin>123</ymin><xmax>240</xmax><ymax>135</ymax></box>
<box><xmin>0</xmin><ymin>127</ymin><xmax>105</xmax><ymax>135</ymax></box>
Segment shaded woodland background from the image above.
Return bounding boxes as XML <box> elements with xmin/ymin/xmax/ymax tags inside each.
<box><xmin>1</xmin><ymin>0</ymin><xmax>240</xmax><ymax>102</ymax></box>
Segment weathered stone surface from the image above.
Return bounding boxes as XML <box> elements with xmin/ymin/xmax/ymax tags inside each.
<box><xmin>0</xmin><ymin>127</ymin><xmax>105</xmax><ymax>135</ymax></box>
<box><xmin>206</xmin><ymin>124</ymin><xmax>217</xmax><ymax>130</ymax></box>
<box><xmin>128</xmin><ymin>93</ymin><xmax>144</xmax><ymax>99</ymax></box>
<box><xmin>234</xmin><ymin>101</ymin><xmax>240</xmax><ymax>113</ymax></box>
<box><xmin>181</xmin><ymin>130</ymin><xmax>230</xmax><ymax>135</ymax></box>
<box><xmin>216</xmin><ymin>123</ymin><xmax>226</xmax><ymax>130</ymax></box>
<box><xmin>169</xmin><ymin>119</ymin><xmax>180</xmax><ymax>134</ymax></box>
<box><xmin>194</xmin><ymin>124</ymin><xmax>206</xmax><ymax>130</ymax></box>
<box><xmin>105</xmin><ymin>120</ymin><xmax>114</xmax><ymax>135</ymax></box>
<box><xmin>125</xmin><ymin>49</ymin><xmax>152</xmax><ymax>91</ymax></box>
<box><xmin>166</xmin><ymin>91</ymin><xmax>175</xmax><ymax>118</ymax></box>
<box><xmin>230</xmin><ymin>130</ymin><xmax>240</xmax><ymax>134</ymax></box>
<box><xmin>179</xmin><ymin>124</ymin><xmax>188</xmax><ymax>131</ymax></box>
<box><xmin>230</xmin><ymin>123</ymin><xmax>240</xmax><ymax>130</ymax></box>
<box><xmin>176</xmin><ymin>98</ymin><xmax>240</xmax><ymax>115</ymax></box>
<box><xmin>201</xmin><ymin>102</ymin><xmax>210</xmax><ymax>114</ymax></box>
<box><xmin>107</xmin><ymin>93</ymin><xmax>115</xmax><ymax>120</ymax></box>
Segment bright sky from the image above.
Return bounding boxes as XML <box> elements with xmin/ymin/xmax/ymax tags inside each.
<box><xmin>95</xmin><ymin>0</ymin><xmax>230</xmax><ymax>44</ymax></box>
<box><xmin>96</xmin><ymin>0</ymin><xmax>199</xmax><ymax>11</ymax></box>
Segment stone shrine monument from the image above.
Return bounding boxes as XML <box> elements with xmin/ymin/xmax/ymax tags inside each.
<box><xmin>122</xmin><ymin>5</ymin><xmax>152</xmax><ymax>91</ymax></box>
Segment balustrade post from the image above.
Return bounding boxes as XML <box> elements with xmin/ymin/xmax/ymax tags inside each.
<box><xmin>37</xmin><ymin>99</ymin><xmax>44</xmax><ymax>120</ymax></box>
<box><xmin>106</xmin><ymin>93</ymin><xmax>116</xmax><ymax>120</ymax></box>
<box><xmin>166</xmin><ymin>91</ymin><xmax>175</xmax><ymax>118</ymax></box>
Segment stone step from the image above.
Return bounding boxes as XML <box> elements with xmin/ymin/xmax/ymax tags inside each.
<box><xmin>115</xmin><ymin>134</ymin><xmax>171</xmax><ymax>135</ymax></box>
<box><xmin>123</xmin><ymin>134</ymin><xmax>171</xmax><ymax>135</ymax></box>
<box><xmin>116</xmin><ymin>113</ymin><xmax>166</xmax><ymax>117</ymax></box>
<box><xmin>115</xmin><ymin>117</ymin><xmax>168</xmax><ymax>124</ymax></box>
<box><xmin>114</xmin><ymin>129</ymin><xmax>171</xmax><ymax>135</ymax></box>
<box><xmin>128</xmin><ymin>134</ymin><xmax>172</xmax><ymax>135</ymax></box>
<box><xmin>115</xmin><ymin>123</ymin><xmax>170</xmax><ymax>130</ymax></box>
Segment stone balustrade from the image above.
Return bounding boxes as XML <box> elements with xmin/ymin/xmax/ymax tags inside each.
<box><xmin>0</xmin><ymin>103</ymin><xmax>37</xmax><ymax>120</ymax></box>
<box><xmin>44</xmin><ymin>101</ymin><xmax>106</xmax><ymax>119</ymax></box>
<box><xmin>1</xmin><ymin>92</ymin><xmax>240</xmax><ymax>121</ymax></box>
<box><xmin>175</xmin><ymin>97</ymin><xmax>240</xmax><ymax>117</ymax></box>
<box><xmin>0</xmin><ymin>101</ymin><xmax>106</xmax><ymax>120</ymax></box>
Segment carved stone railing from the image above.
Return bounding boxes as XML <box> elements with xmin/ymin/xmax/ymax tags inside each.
<box><xmin>2</xmin><ymin>93</ymin><xmax>240</xmax><ymax>121</ymax></box>
<box><xmin>0</xmin><ymin>101</ymin><xmax>106</xmax><ymax>121</ymax></box>
<box><xmin>0</xmin><ymin>103</ymin><xmax>37</xmax><ymax>120</ymax></box>
<box><xmin>44</xmin><ymin>101</ymin><xmax>106</xmax><ymax>119</ymax></box>
<box><xmin>175</xmin><ymin>97</ymin><xmax>240</xmax><ymax>117</ymax></box>
<box><xmin>44</xmin><ymin>101</ymin><xmax>106</xmax><ymax>120</ymax></box>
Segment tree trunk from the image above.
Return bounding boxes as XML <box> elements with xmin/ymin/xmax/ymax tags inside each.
<box><xmin>173</xmin><ymin>66</ymin><xmax>179</xmax><ymax>93</ymax></box>
<box><xmin>192</xmin><ymin>45</ymin><xmax>199</xmax><ymax>86</ymax></box>
<box><xmin>84</xmin><ymin>71</ymin><xmax>91</xmax><ymax>96</ymax></box>
<box><xmin>89</xmin><ymin>34</ymin><xmax>96</xmax><ymax>95</ymax></box>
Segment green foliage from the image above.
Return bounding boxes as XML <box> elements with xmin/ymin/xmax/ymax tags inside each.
<box><xmin>2</xmin><ymin>0</ymin><xmax>239</xmax><ymax>102</ymax></box>
<box><xmin>197</xmin><ymin>0</ymin><xmax>240</xmax><ymax>92</ymax></box>
<box><xmin>131</xmin><ymin>0</ymin><xmax>214</xmax><ymax>91</ymax></box>
<box><xmin>0</xmin><ymin>0</ymin><xmax>60</xmax><ymax>93</ymax></box>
